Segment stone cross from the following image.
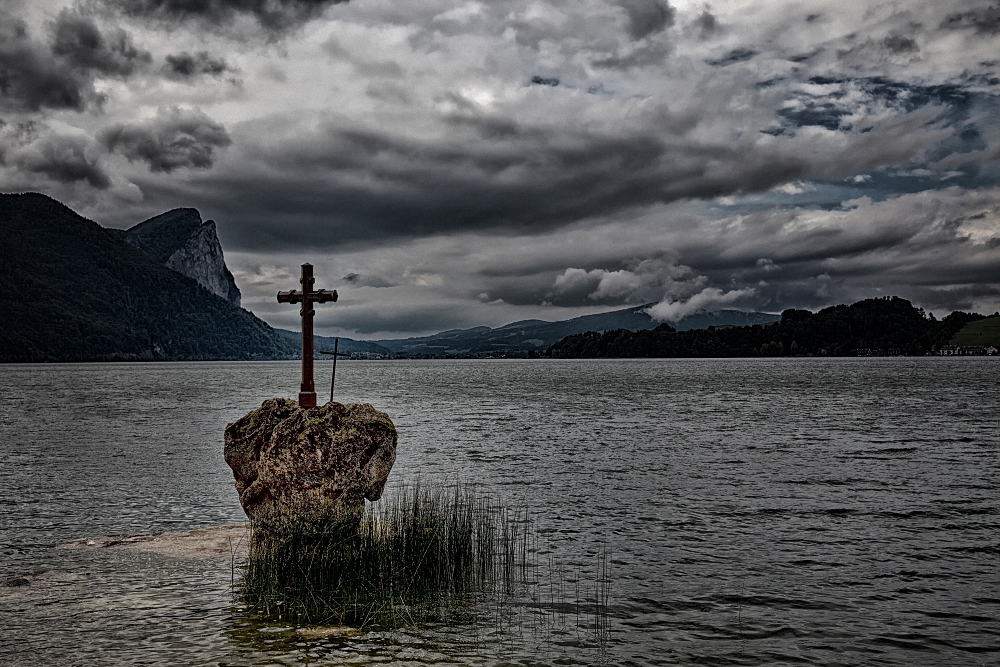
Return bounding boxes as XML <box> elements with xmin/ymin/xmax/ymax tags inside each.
<box><xmin>277</xmin><ymin>263</ymin><xmax>337</xmax><ymax>408</ymax></box>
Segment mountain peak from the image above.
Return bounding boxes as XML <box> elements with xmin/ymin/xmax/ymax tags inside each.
<box><xmin>0</xmin><ymin>193</ymin><xmax>288</xmax><ymax>362</ymax></box>
<box><xmin>110</xmin><ymin>208</ymin><xmax>241</xmax><ymax>306</ymax></box>
<box><xmin>112</xmin><ymin>208</ymin><xmax>204</xmax><ymax>264</ymax></box>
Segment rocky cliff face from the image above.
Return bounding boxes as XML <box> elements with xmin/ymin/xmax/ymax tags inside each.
<box><xmin>164</xmin><ymin>220</ymin><xmax>241</xmax><ymax>306</ymax></box>
<box><xmin>110</xmin><ymin>208</ymin><xmax>241</xmax><ymax>306</ymax></box>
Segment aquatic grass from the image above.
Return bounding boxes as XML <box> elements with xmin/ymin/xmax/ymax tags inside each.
<box><xmin>238</xmin><ymin>482</ymin><xmax>535</xmax><ymax>627</ymax></box>
<box><xmin>236</xmin><ymin>481</ymin><xmax>612</xmax><ymax>645</ymax></box>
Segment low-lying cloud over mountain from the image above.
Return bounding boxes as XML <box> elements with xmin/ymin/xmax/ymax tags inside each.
<box><xmin>2</xmin><ymin>0</ymin><xmax>999</xmax><ymax>337</ymax></box>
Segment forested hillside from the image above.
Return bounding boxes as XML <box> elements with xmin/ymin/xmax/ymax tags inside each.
<box><xmin>548</xmin><ymin>297</ymin><xmax>985</xmax><ymax>358</ymax></box>
<box><xmin>0</xmin><ymin>193</ymin><xmax>293</xmax><ymax>362</ymax></box>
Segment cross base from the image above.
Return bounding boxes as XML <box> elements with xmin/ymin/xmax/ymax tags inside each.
<box><xmin>298</xmin><ymin>391</ymin><xmax>318</xmax><ymax>408</ymax></box>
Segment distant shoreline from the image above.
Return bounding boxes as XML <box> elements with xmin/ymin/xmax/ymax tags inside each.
<box><xmin>4</xmin><ymin>354</ymin><xmax>997</xmax><ymax>365</ymax></box>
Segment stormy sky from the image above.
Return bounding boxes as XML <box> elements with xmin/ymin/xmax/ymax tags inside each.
<box><xmin>3</xmin><ymin>0</ymin><xmax>999</xmax><ymax>337</ymax></box>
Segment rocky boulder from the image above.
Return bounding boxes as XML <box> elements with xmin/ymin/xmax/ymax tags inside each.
<box><xmin>224</xmin><ymin>398</ymin><xmax>397</xmax><ymax>537</ymax></box>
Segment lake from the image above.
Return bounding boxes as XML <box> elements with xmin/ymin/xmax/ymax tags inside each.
<box><xmin>1</xmin><ymin>358</ymin><xmax>997</xmax><ymax>665</ymax></box>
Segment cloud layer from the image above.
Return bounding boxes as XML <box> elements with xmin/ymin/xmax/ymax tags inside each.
<box><xmin>101</xmin><ymin>107</ymin><xmax>232</xmax><ymax>172</ymax></box>
<box><xmin>107</xmin><ymin>0</ymin><xmax>351</xmax><ymax>34</ymax></box>
<box><xmin>2</xmin><ymin>0</ymin><xmax>999</xmax><ymax>336</ymax></box>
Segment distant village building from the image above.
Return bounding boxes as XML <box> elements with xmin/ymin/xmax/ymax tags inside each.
<box><xmin>937</xmin><ymin>345</ymin><xmax>989</xmax><ymax>356</ymax></box>
<box><xmin>855</xmin><ymin>348</ymin><xmax>905</xmax><ymax>356</ymax></box>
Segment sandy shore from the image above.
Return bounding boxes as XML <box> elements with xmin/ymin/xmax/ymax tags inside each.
<box><xmin>57</xmin><ymin>524</ymin><xmax>251</xmax><ymax>559</ymax></box>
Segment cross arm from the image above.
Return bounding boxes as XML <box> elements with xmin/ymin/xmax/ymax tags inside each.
<box><xmin>276</xmin><ymin>289</ymin><xmax>337</xmax><ymax>304</ymax></box>
<box><xmin>313</xmin><ymin>289</ymin><xmax>338</xmax><ymax>303</ymax></box>
<box><xmin>277</xmin><ymin>290</ymin><xmax>303</xmax><ymax>303</ymax></box>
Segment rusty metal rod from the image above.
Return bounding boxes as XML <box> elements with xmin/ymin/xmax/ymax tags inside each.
<box><xmin>319</xmin><ymin>338</ymin><xmax>349</xmax><ymax>403</ymax></box>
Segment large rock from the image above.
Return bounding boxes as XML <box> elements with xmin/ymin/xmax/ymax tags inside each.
<box><xmin>224</xmin><ymin>398</ymin><xmax>397</xmax><ymax>535</ymax></box>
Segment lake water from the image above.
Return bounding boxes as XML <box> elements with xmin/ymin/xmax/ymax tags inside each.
<box><xmin>0</xmin><ymin>358</ymin><xmax>997</xmax><ymax>666</ymax></box>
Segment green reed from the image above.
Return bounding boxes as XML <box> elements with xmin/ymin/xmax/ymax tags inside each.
<box><xmin>237</xmin><ymin>481</ymin><xmax>612</xmax><ymax>643</ymax></box>
<box><xmin>238</xmin><ymin>482</ymin><xmax>534</xmax><ymax>627</ymax></box>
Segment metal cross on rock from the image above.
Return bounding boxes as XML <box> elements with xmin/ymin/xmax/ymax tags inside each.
<box><xmin>277</xmin><ymin>263</ymin><xmax>338</xmax><ymax>408</ymax></box>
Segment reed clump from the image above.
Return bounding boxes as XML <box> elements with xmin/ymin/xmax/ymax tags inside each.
<box><xmin>239</xmin><ymin>482</ymin><xmax>531</xmax><ymax>627</ymax></box>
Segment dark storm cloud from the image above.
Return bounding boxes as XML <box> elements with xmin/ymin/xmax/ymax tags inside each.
<box><xmin>682</xmin><ymin>191</ymin><xmax>1000</xmax><ymax>295</ymax></box>
<box><xmin>140</xmin><ymin>117</ymin><xmax>821</xmax><ymax>250</ymax></box>
<box><xmin>123</xmin><ymin>64</ymin><xmax>984</xmax><ymax>256</ymax></box>
<box><xmin>0</xmin><ymin>10</ymin><xmax>149</xmax><ymax>113</ymax></box>
<box><xmin>530</xmin><ymin>76</ymin><xmax>559</xmax><ymax>87</ymax></box>
<box><xmin>107</xmin><ymin>0</ymin><xmax>350</xmax><ymax>33</ymax></box>
<box><xmin>163</xmin><ymin>51</ymin><xmax>231</xmax><ymax>78</ymax></box>
<box><xmin>941</xmin><ymin>5</ymin><xmax>1000</xmax><ymax>35</ymax></box>
<box><xmin>883</xmin><ymin>34</ymin><xmax>918</xmax><ymax>54</ymax></box>
<box><xmin>14</xmin><ymin>133</ymin><xmax>110</xmax><ymax>188</ymax></box>
<box><xmin>905</xmin><ymin>284</ymin><xmax>1000</xmax><ymax>313</ymax></box>
<box><xmin>0</xmin><ymin>16</ymin><xmax>90</xmax><ymax>111</ymax></box>
<box><xmin>101</xmin><ymin>107</ymin><xmax>232</xmax><ymax>172</ymax></box>
<box><xmin>51</xmin><ymin>9</ymin><xmax>151</xmax><ymax>76</ymax></box>
<box><xmin>502</xmin><ymin>187</ymin><xmax>1000</xmax><ymax>319</ymax></box>
<box><xmin>339</xmin><ymin>272</ymin><xmax>394</xmax><ymax>287</ymax></box>
<box><xmin>619</xmin><ymin>0</ymin><xmax>675</xmax><ymax>40</ymax></box>
<box><xmin>695</xmin><ymin>11</ymin><xmax>718</xmax><ymax>39</ymax></box>
<box><xmin>706</xmin><ymin>48</ymin><xmax>757</xmax><ymax>67</ymax></box>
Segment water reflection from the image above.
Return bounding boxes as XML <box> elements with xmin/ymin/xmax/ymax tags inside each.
<box><xmin>224</xmin><ymin>592</ymin><xmax>611</xmax><ymax>666</ymax></box>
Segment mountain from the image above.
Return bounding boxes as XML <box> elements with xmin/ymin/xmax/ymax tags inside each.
<box><xmin>372</xmin><ymin>306</ymin><xmax>654</xmax><ymax>355</ymax></box>
<box><xmin>107</xmin><ymin>208</ymin><xmax>241</xmax><ymax>306</ymax></box>
<box><xmin>272</xmin><ymin>305</ymin><xmax>780</xmax><ymax>358</ymax></box>
<box><xmin>0</xmin><ymin>193</ymin><xmax>292</xmax><ymax>362</ymax></box>
<box><xmin>548</xmin><ymin>297</ymin><xmax>985</xmax><ymax>358</ymax></box>
<box><xmin>362</xmin><ymin>305</ymin><xmax>780</xmax><ymax>356</ymax></box>
<box><xmin>274</xmin><ymin>329</ymin><xmax>393</xmax><ymax>357</ymax></box>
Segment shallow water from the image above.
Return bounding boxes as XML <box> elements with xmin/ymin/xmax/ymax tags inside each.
<box><xmin>0</xmin><ymin>358</ymin><xmax>998</xmax><ymax>665</ymax></box>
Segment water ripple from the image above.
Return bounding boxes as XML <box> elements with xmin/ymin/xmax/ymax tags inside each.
<box><xmin>1</xmin><ymin>358</ymin><xmax>998</xmax><ymax>666</ymax></box>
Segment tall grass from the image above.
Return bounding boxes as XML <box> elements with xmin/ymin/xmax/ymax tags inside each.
<box><xmin>239</xmin><ymin>482</ymin><xmax>534</xmax><ymax>627</ymax></box>
<box><xmin>237</xmin><ymin>482</ymin><xmax>612</xmax><ymax>643</ymax></box>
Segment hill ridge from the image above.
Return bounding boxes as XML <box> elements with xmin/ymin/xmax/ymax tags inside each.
<box><xmin>548</xmin><ymin>297</ymin><xmax>988</xmax><ymax>358</ymax></box>
<box><xmin>276</xmin><ymin>305</ymin><xmax>781</xmax><ymax>357</ymax></box>
<box><xmin>0</xmin><ymin>192</ymin><xmax>291</xmax><ymax>362</ymax></box>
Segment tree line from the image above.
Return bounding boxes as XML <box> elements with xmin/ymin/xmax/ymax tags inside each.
<box><xmin>547</xmin><ymin>297</ymin><xmax>987</xmax><ymax>358</ymax></box>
